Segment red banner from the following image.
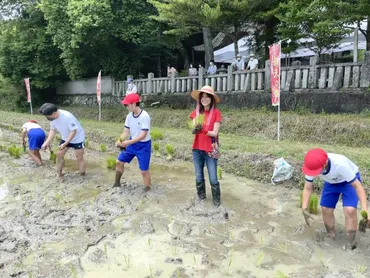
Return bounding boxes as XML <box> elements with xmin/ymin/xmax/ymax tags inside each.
<box><xmin>24</xmin><ymin>78</ymin><xmax>31</xmax><ymax>103</ymax></box>
<box><xmin>97</xmin><ymin>70</ymin><xmax>101</xmax><ymax>104</ymax></box>
<box><xmin>269</xmin><ymin>43</ymin><xmax>280</xmax><ymax>106</ymax></box>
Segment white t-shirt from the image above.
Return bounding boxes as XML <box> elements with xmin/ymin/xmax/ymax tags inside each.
<box><xmin>126</xmin><ymin>83</ymin><xmax>137</xmax><ymax>95</ymax></box>
<box><xmin>247</xmin><ymin>58</ymin><xmax>258</xmax><ymax>70</ymax></box>
<box><xmin>305</xmin><ymin>153</ymin><xmax>359</xmax><ymax>184</ymax></box>
<box><xmin>50</xmin><ymin>110</ymin><xmax>85</xmax><ymax>143</ymax></box>
<box><xmin>22</xmin><ymin>122</ymin><xmax>42</xmax><ymax>132</ymax></box>
<box><xmin>124</xmin><ymin>109</ymin><xmax>151</xmax><ymax>142</ymax></box>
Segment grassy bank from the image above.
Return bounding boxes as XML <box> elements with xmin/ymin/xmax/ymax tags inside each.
<box><xmin>1</xmin><ymin>108</ymin><xmax>370</xmax><ymax>193</ymax></box>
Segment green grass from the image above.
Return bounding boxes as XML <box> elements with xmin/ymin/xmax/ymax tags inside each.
<box><xmin>106</xmin><ymin>156</ymin><xmax>116</xmax><ymax>170</ymax></box>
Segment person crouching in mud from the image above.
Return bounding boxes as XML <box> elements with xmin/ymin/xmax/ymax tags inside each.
<box><xmin>114</xmin><ymin>93</ymin><xmax>152</xmax><ymax>192</ymax></box>
<box><xmin>301</xmin><ymin>148</ymin><xmax>370</xmax><ymax>250</ymax></box>
<box><xmin>21</xmin><ymin>120</ymin><xmax>46</xmax><ymax>166</ymax></box>
<box><xmin>190</xmin><ymin>85</ymin><xmax>222</xmax><ymax>206</ymax></box>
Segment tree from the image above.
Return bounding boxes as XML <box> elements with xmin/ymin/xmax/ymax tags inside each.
<box><xmin>278</xmin><ymin>0</ymin><xmax>353</xmax><ymax>54</ymax></box>
<box><xmin>150</xmin><ymin>0</ymin><xmax>221</xmax><ymax>67</ymax></box>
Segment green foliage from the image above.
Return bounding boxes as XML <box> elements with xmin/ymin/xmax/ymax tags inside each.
<box><xmin>299</xmin><ymin>191</ymin><xmax>319</xmax><ymax>214</ymax></box>
<box><xmin>165</xmin><ymin>144</ymin><xmax>174</xmax><ymax>160</ymax></box>
<box><xmin>100</xmin><ymin>144</ymin><xmax>107</xmax><ymax>152</ymax></box>
<box><xmin>150</xmin><ymin>129</ymin><xmax>164</xmax><ymax>140</ymax></box>
<box><xmin>84</xmin><ymin>139</ymin><xmax>89</xmax><ymax>148</ymax></box>
<box><xmin>217</xmin><ymin>166</ymin><xmax>222</xmax><ymax>180</ymax></box>
<box><xmin>49</xmin><ymin>149</ymin><xmax>56</xmax><ymax>164</ymax></box>
<box><xmin>152</xmin><ymin>141</ymin><xmax>160</xmax><ymax>157</ymax></box>
<box><xmin>106</xmin><ymin>156</ymin><xmax>116</xmax><ymax>170</ymax></box>
<box><xmin>8</xmin><ymin>144</ymin><xmax>22</xmax><ymax>158</ymax></box>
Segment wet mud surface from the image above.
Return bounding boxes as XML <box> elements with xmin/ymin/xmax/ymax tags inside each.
<box><xmin>0</xmin><ymin>127</ymin><xmax>370</xmax><ymax>278</ymax></box>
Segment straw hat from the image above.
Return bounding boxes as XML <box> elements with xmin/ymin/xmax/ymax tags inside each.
<box><xmin>191</xmin><ymin>85</ymin><xmax>220</xmax><ymax>103</ymax></box>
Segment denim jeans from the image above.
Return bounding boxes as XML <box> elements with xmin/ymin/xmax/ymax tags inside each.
<box><xmin>192</xmin><ymin>149</ymin><xmax>218</xmax><ymax>185</ymax></box>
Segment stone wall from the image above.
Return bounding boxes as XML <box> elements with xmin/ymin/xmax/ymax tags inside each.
<box><xmin>57</xmin><ymin>89</ymin><xmax>370</xmax><ymax>114</ymax></box>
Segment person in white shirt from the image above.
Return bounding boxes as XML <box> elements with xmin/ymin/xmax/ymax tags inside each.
<box><xmin>114</xmin><ymin>94</ymin><xmax>152</xmax><ymax>191</ymax></box>
<box><xmin>247</xmin><ymin>53</ymin><xmax>258</xmax><ymax>70</ymax></box>
<box><xmin>232</xmin><ymin>54</ymin><xmax>245</xmax><ymax>71</ymax></box>
<box><xmin>301</xmin><ymin>148</ymin><xmax>369</xmax><ymax>250</ymax></box>
<box><xmin>207</xmin><ymin>60</ymin><xmax>217</xmax><ymax>75</ymax></box>
<box><xmin>126</xmin><ymin>77</ymin><xmax>137</xmax><ymax>95</ymax></box>
<box><xmin>188</xmin><ymin>64</ymin><xmax>198</xmax><ymax>76</ymax></box>
<box><xmin>21</xmin><ymin>120</ymin><xmax>46</xmax><ymax>166</ymax></box>
<box><xmin>39</xmin><ymin>103</ymin><xmax>86</xmax><ymax>178</ymax></box>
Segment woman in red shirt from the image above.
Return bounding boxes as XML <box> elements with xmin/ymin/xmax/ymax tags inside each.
<box><xmin>190</xmin><ymin>86</ymin><xmax>222</xmax><ymax>206</ymax></box>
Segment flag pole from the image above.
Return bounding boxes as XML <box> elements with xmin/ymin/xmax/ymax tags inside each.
<box><xmin>97</xmin><ymin>70</ymin><xmax>102</xmax><ymax>121</ymax></box>
<box><xmin>277</xmin><ymin>40</ymin><xmax>281</xmax><ymax>141</ymax></box>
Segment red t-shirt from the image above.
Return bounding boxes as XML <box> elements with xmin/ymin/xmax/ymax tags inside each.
<box><xmin>189</xmin><ymin>108</ymin><xmax>222</xmax><ymax>152</ymax></box>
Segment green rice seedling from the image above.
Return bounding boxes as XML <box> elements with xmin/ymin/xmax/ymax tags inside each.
<box><xmin>152</xmin><ymin>142</ymin><xmax>160</xmax><ymax>157</ymax></box>
<box><xmin>217</xmin><ymin>166</ymin><xmax>223</xmax><ymax>180</ymax></box>
<box><xmin>165</xmin><ymin>144</ymin><xmax>175</xmax><ymax>161</ymax></box>
<box><xmin>193</xmin><ymin>254</ymin><xmax>197</xmax><ymax>264</ymax></box>
<box><xmin>275</xmin><ymin>242</ymin><xmax>288</xmax><ymax>253</ymax></box>
<box><xmin>359</xmin><ymin>210</ymin><xmax>368</xmax><ymax>232</ymax></box>
<box><xmin>28</xmin><ymin>272</ymin><xmax>33</xmax><ymax>278</ymax></box>
<box><xmin>106</xmin><ymin>156</ymin><xmax>116</xmax><ymax>170</ymax></box>
<box><xmin>100</xmin><ymin>144</ymin><xmax>107</xmax><ymax>152</ymax></box>
<box><xmin>226</xmin><ymin>256</ymin><xmax>233</xmax><ymax>275</ymax></box>
<box><xmin>84</xmin><ymin>139</ymin><xmax>89</xmax><ymax>148</ymax></box>
<box><xmin>189</xmin><ymin>114</ymin><xmax>205</xmax><ymax>134</ymax></box>
<box><xmin>8</xmin><ymin>124</ymin><xmax>14</xmax><ymax>131</ymax></box>
<box><xmin>147</xmin><ymin>237</ymin><xmax>151</xmax><ymax>248</ymax></box>
<box><xmin>69</xmin><ymin>264</ymin><xmax>78</xmax><ymax>278</ymax></box>
<box><xmin>55</xmin><ymin>134</ymin><xmax>61</xmax><ymax>141</ymax></box>
<box><xmin>275</xmin><ymin>270</ymin><xmax>289</xmax><ymax>278</ymax></box>
<box><xmin>0</xmin><ymin>145</ymin><xmax>6</xmax><ymax>151</ymax></box>
<box><xmin>299</xmin><ymin>191</ymin><xmax>319</xmax><ymax>214</ymax></box>
<box><xmin>103</xmin><ymin>243</ymin><xmax>108</xmax><ymax>258</ymax></box>
<box><xmin>255</xmin><ymin>251</ymin><xmax>264</xmax><ymax>267</ymax></box>
<box><xmin>259</xmin><ymin>235</ymin><xmax>264</xmax><ymax>246</ymax></box>
<box><xmin>357</xmin><ymin>264</ymin><xmax>367</xmax><ymax>274</ymax></box>
<box><xmin>150</xmin><ymin>129</ymin><xmax>164</xmax><ymax>141</ymax></box>
<box><xmin>176</xmin><ymin>268</ymin><xmax>182</xmax><ymax>278</ymax></box>
<box><xmin>49</xmin><ymin>149</ymin><xmax>57</xmax><ymax>164</ymax></box>
<box><xmin>8</xmin><ymin>145</ymin><xmax>22</xmax><ymax>158</ymax></box>
<box><xmin>123</xmin><ymin>254</ymin><xmax>132</xmax><ymax>269</ymax></box>
<box><xmin>149</xmin><ymin>263</ymin><xmax>153</xmax><ymax>278</ymax></box>
<box><xmin>24</xmin><ymin>209</ymin><xmax>30</xmax><ymax>217</ymax></box>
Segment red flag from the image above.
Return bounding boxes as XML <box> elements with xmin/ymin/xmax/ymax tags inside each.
<box><xmin>24</xmin><ymin>78</ymin><xmax>31</xmax><ymax>103</ymax></box>
<box><xmin>97</xmin><ymin>70</ymin><xmax>101</xmax><ymax>104</ymax></box>
<box><xmin>269</xmin><ymin>43</ymin><xmax>280</xmax><ymax>106</ymax></box>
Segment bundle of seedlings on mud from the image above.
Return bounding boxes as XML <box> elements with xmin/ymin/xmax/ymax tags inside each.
<box><xmin>100</xmin><ymin>143</ymin><xmax>107</xmax><ymax>152</ymax></box>
<box><xmin>84</xmin><ymin>139</ymin><xmax>89</xmax><ymax>148</ymax></box>
<box><xmin>188</xmin><ymin>114</ymin><xmax>205</xmax><ymax>134</ymax></box>
<box><xmin>49</xmin><ymin>149</ymin><xmax>57</xmax><ymax>164</ymax></box>
<box><xmin>0</xmin><ymin>145</ymin><xmax>7</xmax><ymax>151</ymax></box>
<box><xmin>165</xmin><ymin>144</ymin><xmax>175</xmax><ymax>160</ymax></box>
<box><xmin>359</xmin><ymin>210</ymin><xmax>368</xmax><ymax>233</ymax></box>
<box><xmin>106</xmin><ymin>156</ymin><xmax>116</xmax><ymax>170</ymax></box>
<box><xmin>150</xmin><ymin>129</ymin><xmax>164</xmax><ymax>141</ymax></box>
<box><xmin>117</xmin><ymin>137</ymin><xmax>125</xmax><ymax>151</ymax></box>
<box><xmin>217</xmin><ymin>166</ymin><xmax>222</xmax><ymax>180</ymax></box>
<box><xmin>299</xmin><ymin>191</ymin><xmax>319</xmax><ymax>214</ymax></box>
<box><xmin>152</xmin><ymin>141</ymin><xmax>160</xmax><ymax>157</ymax></box>
<box><xmin>8</xmin><ymin>144</ymin><xmax>22</xmax><ymax>158</ymax></box>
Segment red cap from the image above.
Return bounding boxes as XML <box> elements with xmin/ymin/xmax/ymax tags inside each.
<box><xmin>29</xmin><ymin>120</ymin><xmax>38</xmax><ymax>123</ymax></box>
<box><xmin>302</xmin><ymin>148</ymin><xmax>328</xmax><ymax>176</ymax></box>
<box><xmin>121</xmin><ymin>94</ymin><xmax>140</xmax><ymax>105</ymax></box>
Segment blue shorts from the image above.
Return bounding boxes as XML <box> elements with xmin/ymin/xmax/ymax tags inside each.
<box><xmin>117</xmin><ymin>140</ymin><xmax>151</xmax><ymax>171</ymax></box>
<box><xmin>320</xmin><ymin>172</ymin><xmax>361</xmax><ymax>209</ymax></box>
<box><xmin>28</xmin><ymin>128</ymin><xmax>46</xmax><ymax>150</ymax></box>
<box><xmin>60</xmin><ymin>140</ymin><xmax>84</xmax><ymax>150</ymax></box>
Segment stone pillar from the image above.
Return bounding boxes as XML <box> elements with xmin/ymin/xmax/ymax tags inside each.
<box><xmin>147</xmin><ymin>73</ymin><xmax>154</xmax><ymax>94</ymax></box>
<box><xmin>360</xmin><ymin>51</ymin><xmax>370</xmax><ymax>88</ymax></box>
<box><xmin>171</xmin><ymin>74</ymin><xmax>175</xmax><ymax>93</ymax></box>
<box><xmin>198</xmin><ymin>67</ymin><xmax>204</xmax><ymax>88</ymax></box>
<box><xmin>309</xmin><ymin>54</ymin><xmax>319</xmax><ymax>89</ymax></box>
<box><xmin>227</xmin><ymin>65</ymin><xmax>234</xmax><ymax>91</ymax></box>
<box><xmin>264</xmin><ymin>60</ymin><xmax>270</xmax><ymax>92</ymax></box>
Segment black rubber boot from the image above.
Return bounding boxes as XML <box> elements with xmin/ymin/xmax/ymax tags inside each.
<box><xmin>211</xmin><ymin>182</ymin><xmax>221</xmax><ymax>207</ymax></box>
<box><xmin>196</xmin><ymin>180</ymin><xmax>206</xmax><ymax>200</ymax></box>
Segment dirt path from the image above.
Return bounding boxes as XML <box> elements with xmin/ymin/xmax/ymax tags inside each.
<box><xmin>0</xmin><ymin>127</ymin><xmax>369</xmax><ymax>278</ymax></box>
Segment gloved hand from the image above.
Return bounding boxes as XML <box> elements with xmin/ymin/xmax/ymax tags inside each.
<box><xmin>302</xmin><ymin>208</ymin><xmax>314</xmax><ymax>226</ymax></box>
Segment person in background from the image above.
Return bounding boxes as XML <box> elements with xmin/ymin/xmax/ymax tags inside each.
<box><xmin>167</xmin><ymin>65</ymin><xmax>178</xmax><ymax>78</ymax></box>
<box><xmin>188</xmin><ymin>64</ymin><xmax>198</xmax><ymax>76</ymax></box>
<box><xmin>114</xmin><ymin>94</ymin><xmax>152</xmax><ymax>191</ymax></box>
<box><xmin>246</xmin><ymin>53</ymin><xmax>258</xmax><ymax>70</ymax></box>
<box><xmin>21</xmin><ymin>120</ymin><xmax>46</xmax><ymax>166</ymax></box>
<box><xmin>207</xmin><ymin>60</ymin><xmax>217</xmax><ymax>75</ymax></box>
<box><xmin>39</xmin><ymin>103</ymin><xmax>86</xmax><ymax>178</ymax></box>
<box><xmin>232</xmin><ymin>54</ymin><xmax>245</xmax><ymax>71</ymax></box>
<box><xmin>301</xmin><ymin>148</ymin><xmax>370</xmax><ymax>250</ymax></box>
<box><xmin>189</xmin><ymin>85</ymin><xmax>222</xmax><ymax>206</ymax></box>
<box><xmin>126</xmin><ymin>77</ymin><xmax>137</xmax><ymax>95</ymax></box>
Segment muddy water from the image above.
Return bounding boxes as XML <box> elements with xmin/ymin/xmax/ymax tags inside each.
<box><xmin>0</xmin><ymin>127</ymin><xmax>369</xmax><ymax>278</ymax></box>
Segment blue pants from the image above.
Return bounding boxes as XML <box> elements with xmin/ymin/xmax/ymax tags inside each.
<box><xmin>28</xmin><ymin>128</ymin><xmax>46</xmax><ymax>150</ymax></box>
<box><xmin>320</xmin><ymin>173</ymin><xmax>361</xmax><ymax>209</ymax></box>
<box><xmin>117</xmin><ymin>140</ymin><xmax>151</xmax><ymax>171</ymax></box>
<box><xmin>192</xmin><ymin>149</ymin><xmax>218</xmax><ymax>184</ymax></box>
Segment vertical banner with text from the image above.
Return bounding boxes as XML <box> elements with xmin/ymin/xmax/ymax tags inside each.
<box><xmin>269</xmin><ymin>43</ymin><xmax>281</xmax><ymax>106</ymax></box>
<box><xmin>24</xmin><ymin>78</ymin><xmax>33</xmax><ymax>114</ymax></box>
<box><xmin>97</xmin><ymin>70</ymin><xmax>102</xmax><ymax>121</ymax></box>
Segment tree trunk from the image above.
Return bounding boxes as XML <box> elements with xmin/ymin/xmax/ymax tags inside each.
<box><xmin>203</xmin><ymin>27</ymin><xmax>214</xmax><ymax>67</ymax></box>
<box><xmin>367</xmin><ymin>16</ymin><xmax>370</xmax><ymax>51</ymax></box>
<box><xmin>156</xmin><ymin>30</ymin><xmax>162</xmax><ymax>77</ymax></box>
<box><xmin>234</xmin><ymin>34</ymin><xmax>239</xmax><ymax>56</ymax></box>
